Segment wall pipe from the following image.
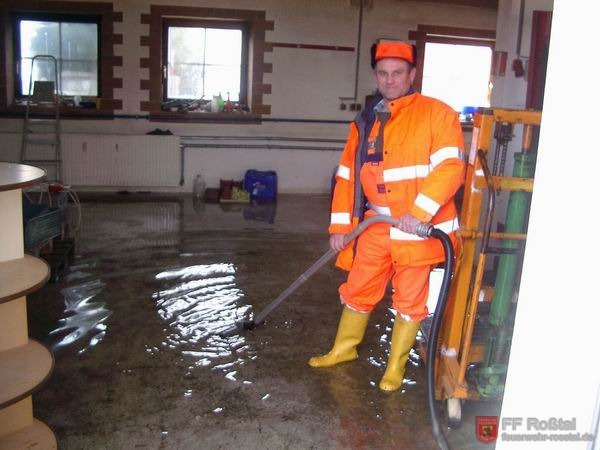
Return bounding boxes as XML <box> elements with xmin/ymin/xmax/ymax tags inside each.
<box><xmin>354</xmin><ymin>0</ymin><xmax>364</xmax><ymax>101</ymax></box>
<box><xmin>0</xmin><ymin>111</ymin><xmax>351</xmax><ymax>124</ymax></box>
<box><xmin>0</xmin><ymin>130</ymin><xmax>346</xmax><ymax>145</ymax></box>
<box><xmin>179</xmin><ymin>144</ymin><xmax>185</xmax><ymax>186</ymax></box>
<box><xmin>178</xmin><ymin>136</ymin><xmax>345</xmax><ymax>186</ymax></box>
<box><xmin>181</xmin><ymin>143</ymin><xmax>340</xmax><ymax>152</ymax></box>
<box><xmin>181</xmin><ymin>136</ymin><xmax>345</xmax><ymax>143</ymax></box>
<box><xmin>515</xmin><ymin>0</ymin><xmax>526</xmax><ymax>57</ymax></box>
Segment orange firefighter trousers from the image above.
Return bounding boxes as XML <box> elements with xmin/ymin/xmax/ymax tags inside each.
<box><xmin>339</xmin><ymin>211</ymin><xmax>433</xmax><ymax>321</ymax></box>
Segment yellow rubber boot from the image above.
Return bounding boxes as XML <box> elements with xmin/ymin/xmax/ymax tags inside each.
<box><xmin>379</xmin><ymin>316</ymin><xmax>421</xmax><ymax>391</ymax></box>
<box><xmin>308</xmin><ymin>307</ymin><xmax>370</xmax><ymax>368</ymax></box>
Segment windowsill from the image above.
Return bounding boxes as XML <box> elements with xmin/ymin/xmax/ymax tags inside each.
<box><xmin>2</xmin><ymin>104</ymin><xmax>114</xmax><ymax>119</ymax></box>
<box><xmin>149</xmin><ymin>110</ymin><xmax>262</xmax><ymax>124</ymax></box>
<box><xmin>0</xmin><ymin>106</ymin><xmax>263</xmax><ymax>123</ymax></box>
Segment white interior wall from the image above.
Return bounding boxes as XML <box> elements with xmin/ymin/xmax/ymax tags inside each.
<box><xmin>268</xmin><ymin>49</ymin><xmax>355</xmax><ymax>120</ymax></box>
<box><xmin>186</xmin><ymin>147</ymin><xmax>341</xmax><ymax>194</ymax></box>
<box><xmin>0</xmin><ymin>0</ymin><xmax>495</xmax><ymax>193</ymax></box>
<box><xmin>492</xmin><ymin>0</ymin><xmax>553</xmax><ymax>109</ymax></box>
<box><xmin>497</xmin><ymin>1</ymin><xmax>599</xmax><ymax>448</ymax></box>
<box><xmin>490</xmin><ymin>0</ymin><xmax>553</xmax><ymax>225</ymax></box>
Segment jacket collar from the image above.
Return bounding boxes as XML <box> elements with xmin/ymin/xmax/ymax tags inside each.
<box><xmin>386</xmin><ymin>88</ymin><xmax>418</xmax><ymax>115</ymax></box>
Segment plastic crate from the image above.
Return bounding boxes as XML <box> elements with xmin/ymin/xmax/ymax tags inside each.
<box><xmin>26</xmin><ymin>191</ymin><xmax>69</xmax><ymax>211</ymax></box>
<box><xmin>23</xmin><ymin>204</ymin><xmax>62</xmax><ymax>248</ymax></box>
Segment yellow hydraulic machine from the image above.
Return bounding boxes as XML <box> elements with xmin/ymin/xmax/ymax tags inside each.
<box><xmin>419</xmin><ymin>107</ymin><xmax>542</xmax><ymax>427</ymax></box>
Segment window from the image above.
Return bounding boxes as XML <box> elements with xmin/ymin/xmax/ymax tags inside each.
<box><xmin>421</xmin><ymin>43</ymin><xmax>492</xmax><ymax>120</ymax></box>
<box><xmin>409</xmin><ymin>25</ymin><xmax>495</xmax><ymax>123</ymax></box>
<box><xmin>141</xmin><ymin>5</ymin><xmax>272</xmax><ymax>118</ymax></box>
<box><xmin>1</xmin><ymin>1</ymin><xmax>121</xmax><ymax>114</ymax></box>
<box><xmin>15</xmin><ymin>14</ymin><xmax>100</xmax><ymax>97</ymax></box>
<box><xmin>164</xmin><ymin>19</ymin><xmax>247</xmax><ymax>103</ymax></box>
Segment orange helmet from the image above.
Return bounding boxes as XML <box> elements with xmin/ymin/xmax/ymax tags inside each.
<box><xmin>370</xmin><ymin>41</ymin><xmax>416</xmax><ymax>68</ymax></box>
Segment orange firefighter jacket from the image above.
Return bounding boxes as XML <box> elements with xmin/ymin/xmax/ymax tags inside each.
<box><xmin>330</xmin><ymin>92</ymin><xmax>466</xmax><ymax>270</ymax></box>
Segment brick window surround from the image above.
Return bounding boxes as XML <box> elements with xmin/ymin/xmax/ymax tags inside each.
<box><xmin>141</xmin><ymin>5</ymin><xmax>273</xmax><ymax>122</ymax></box>
<box><xmin>0</xmin><ymin>0</ymin><xmax>123</xmax><ymax>115</ymax></box>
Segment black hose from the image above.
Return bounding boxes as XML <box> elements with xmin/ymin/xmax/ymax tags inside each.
<box><xmin>426</xmin><ymin>228</ymin><xmax>455</xmax><ymax>450</ymax></box>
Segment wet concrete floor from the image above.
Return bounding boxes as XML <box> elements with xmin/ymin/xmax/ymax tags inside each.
<box><xmin>27</xmin><ymin>193</ymin><xmax>501</xmax><ymax>449</ymax></box>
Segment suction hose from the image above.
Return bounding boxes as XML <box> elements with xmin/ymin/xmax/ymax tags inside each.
<box><xmin>416</xmin><ymin>223</ymin><xmax>454</xmax><ymax>450</ymax></box>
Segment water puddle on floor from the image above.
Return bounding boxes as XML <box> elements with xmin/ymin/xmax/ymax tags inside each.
<box><xmin>50</xmin><ymin>275</ymin><xmax>112</xmax><ymax>354</ymax></box>
<box><xmin>151</xmin><ymin>263</ymin><xmax>256</xmax><ymax>383</ymax></box>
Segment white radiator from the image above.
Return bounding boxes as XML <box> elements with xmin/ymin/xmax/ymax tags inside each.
<box><xmin>62</xmin><ymin>134</ymin><xmax>180</xmax><ymax>187</ymax></box>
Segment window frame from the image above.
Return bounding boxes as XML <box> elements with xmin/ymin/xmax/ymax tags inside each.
<box><xmin>13</xmin><ymin>11</ymin><xmax>102</xmax><ymax>99</ymax></box>
<box><xmin>409</xmin><ymin>25</ymin><xmax>495</xmax><ymax>101</ymax></box>
<box><xmin>162</xmin><ymin>18</ymin><xmax>249</xmax><ymax>105</ymax></box>
<box><xmin>141</xmin><ymin>5</ymin><xmax>273</xmax><ymax>121</ymax></box>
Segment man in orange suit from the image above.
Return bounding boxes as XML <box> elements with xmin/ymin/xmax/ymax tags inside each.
<box><xmin>309</xmin><ymin>40</ymin><xmax>465</xmax><ymax>391</ymax></box>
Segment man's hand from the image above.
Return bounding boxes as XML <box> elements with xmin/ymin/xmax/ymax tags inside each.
<box><xmin>395</xmin><ymin>213</ymin><xmax>421</xmax><ymax>235</ymax></box>
<box><xmin>330</xmin><ymin>233</ymin><xmax>346</xmax><ymax>252</ymax></box>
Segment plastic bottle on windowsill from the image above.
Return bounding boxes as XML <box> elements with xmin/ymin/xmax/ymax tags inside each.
<box><xmin>217</xmin><ymin>92</ymin><xmax>225</xmax><ymax>112</ymax></box>
<box><xmin>224</xmin><ymin>92</ymin><xmax>234</xmax><ymax>113</ymax></box>
<box><xmin>193</xmin><ymin>174</ymin><xmax>207</xmax><ymax>199</ymax></box>
<box><xmin>211</xmin><ymin>96</ymin><xmax>219</xmax><ymax>113</ymax></box>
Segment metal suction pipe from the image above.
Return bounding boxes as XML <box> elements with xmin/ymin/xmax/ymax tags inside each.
<box><xmin>219</xmin><ymin>215</ymin><xmax>401</xmax><ymax>337</ymax></box>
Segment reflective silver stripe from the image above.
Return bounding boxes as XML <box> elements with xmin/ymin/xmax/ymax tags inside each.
<box><xmin>337</xmin><ymin>165</ymin><xmax>351</xmax><ymax>180</ymax></box>
<box><xmin>389</xmin><ymin>218</ymin><xmax>459</xmax><ymax>241</ymax></box>
<box><xmin>433</xmin><ymin>217</ymin><xmax>460</xmax><ymax>234</ymax></box>
<box><xmin>415</xmin><ymin>193</ymin><xmax>440</xmax><ymax>216</ymax></box>
<box><xmin>390</xmin><ymin>227</ymin><xmax>424</xmax><ymax>241</ymax></box>
<box><xmin>367</xmin><ymin>202</ymin><xmax>391</xmax><ymax>216</ymax></box>
<box><xmin>383</xmin><ymin>165</ymin><xmax>430</xmax><ymax>182</ymax></box>
<box><xmin>430</xmin><ymin>146</ymin><xmax>461</xmax><ymax>168</ymax></box>
<box><xmin>331</xmin><ymin>212</ymin><xmax>351</xmax><ymax>224</ymax></box>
